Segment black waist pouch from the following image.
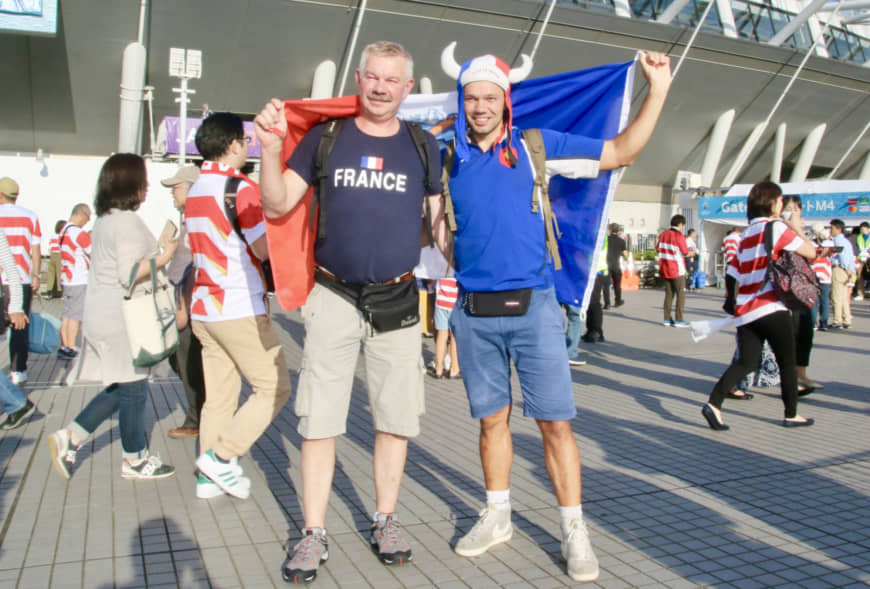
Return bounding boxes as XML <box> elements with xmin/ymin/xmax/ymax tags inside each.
<box><xmin>359</xmin><ymin>279</ymin><xmax>420</xmax><ymax>333</ymax></box>
<box><xmin>464</xmin><ymin>288</ymin><xmax>532</xmax><ymax>317</ymax></box>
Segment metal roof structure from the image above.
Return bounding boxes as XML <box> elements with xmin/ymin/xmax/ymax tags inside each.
<box><xmin>1</xmin><ymin>0</ymin><xmax>869</xmax><ymax>190</ymax></box>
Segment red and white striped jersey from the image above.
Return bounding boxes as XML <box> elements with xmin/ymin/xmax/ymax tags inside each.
<box><xmin>656</xmin><ymin>228</ymin><xmax>688</xmax><ymax>279</ymax></box>
<box><xmin>727</xmin><ymin>218</ymin><xmax>803</xmax><ymax>326</ymax></box>
<box><xmin>812</xmin><ymin>239</ymin><xmax>833</xmax><ymax>284</ymax></box>
<box><xmin>59</xmin><ymin>223</ymin><xmax>92</xmax><ymax>286</ymax></box>
<box><xmin>49</xmin><ymin>235</ymin><xmax>60</xmax><ymax>255</ymax></box>
<box><xmin>721</xmin><ymin>232</ymin><xmax>740</xmax><ymax>265</ymax></box>
<box><xmin>185</xmin><ymin>161</ymin><xmax>267</xmax><ymax>322</ymax></box>
<box><xmin>0</xmin><ymin>203</ymin><xmax>41</xmax><ymax>285</ymax></box>
<box><xmin>435</xmin><ymin>277</ymin><xmax>458</xmax><ymax>310</ymax></box>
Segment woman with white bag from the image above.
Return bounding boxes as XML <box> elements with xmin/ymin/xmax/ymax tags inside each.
<box><xmin>47</xmin><ymin>153</ymin><xmax>179</xmax><ymax>481</ymax></box>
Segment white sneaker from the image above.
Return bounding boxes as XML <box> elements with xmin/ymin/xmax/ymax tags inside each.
<box><xmin>10</xmin><ymin>371</ymin><xmax>26</xmax><ymax>385</ymax></box>
<box><xmin>455</xmin><ymin>506</ymin><xmax>512</xmax><ymax>557</ymax></box>
<box><xmin>561</xmin><ymin>519</ymin><xmax>599</xmax><ymax>582</ymax></box>
<box><xmin>196</xmin><ymin>473</ymin><xmax>227</xmax><ymax>499</ymax></box>
<box><xmin>196</xmin><ymin>449</ymin><xmax>251</xmax><ymax>499</ymax></box>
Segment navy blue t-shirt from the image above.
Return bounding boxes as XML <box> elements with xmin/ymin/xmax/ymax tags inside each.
<box><xmin>287</xmin><ymin>119</ymin><xmax>441</xmax><ymax>283</ymax></box>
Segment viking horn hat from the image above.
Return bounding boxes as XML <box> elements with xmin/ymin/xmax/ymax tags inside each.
<box><xmin>440</xmin><ymin>41</ymin><xmax>533</xmax><ymax>88</ymax></box>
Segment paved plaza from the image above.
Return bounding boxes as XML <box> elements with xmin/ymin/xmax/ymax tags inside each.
<box><xmin>0</xmin><ymin>287</ymin><xmax>868</xmax><ymax>588</ymax></box>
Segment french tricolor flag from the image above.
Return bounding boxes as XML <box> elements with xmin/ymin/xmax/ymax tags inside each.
<box><xmin>360</xmin><ymin>156</ymin><xmax>383</xmax><ymax>170</ymax></box>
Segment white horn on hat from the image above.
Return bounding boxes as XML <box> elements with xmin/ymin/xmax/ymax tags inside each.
<box><xmin>441</xmin><ymin>41</ymin><xmax>461</xmax><ymax>80</ymax></box>
<box><xmin>509</xmin><ymin>54</ymin><xmax>533</xmax><ymax>83</ymax></box>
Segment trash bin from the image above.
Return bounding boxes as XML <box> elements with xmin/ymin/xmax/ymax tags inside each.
<box><xmin>693</xmin><ymin>271</ymin><xmax>707</xmax><ymax>289</ymax></box>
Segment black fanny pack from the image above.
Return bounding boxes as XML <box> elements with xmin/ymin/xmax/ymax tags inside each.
<box><xmin>315</xmin><ymin>270</ymin><xmax>420</xmax><ymax>333</ymax></box>
<box><xmin>464</xmin><ymin>288</ymin><xmax>532</xmax><ymax>317</ymax></box>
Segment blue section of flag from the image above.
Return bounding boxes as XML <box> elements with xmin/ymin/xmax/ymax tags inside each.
<box><xmin>512</xmin><ymin>60</ymin><xmax>634</xmax><ymax>308</ymax></box>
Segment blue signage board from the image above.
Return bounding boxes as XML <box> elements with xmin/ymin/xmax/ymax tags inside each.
<box><xmin>699</xmin><ymin>193</ymin><xmax>870</xmax><ymax>220</ymax></box>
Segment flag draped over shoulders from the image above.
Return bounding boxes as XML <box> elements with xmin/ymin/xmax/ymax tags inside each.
<box><xmin>268</xmin><ymin>60</ymin><xmax>635</xmax><ymax>312</ymax></box>
<box><xmin>265</xmin><ymin>96</ymin><xmax>359</xmax><ymax>310</ymax></box>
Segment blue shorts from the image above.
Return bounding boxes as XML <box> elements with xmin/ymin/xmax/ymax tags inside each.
<box><xmin>449</xmin><ymin>287</ymin><xmax>576</xmax><ymax>420</ymax></box>
<box><xmin>434</xmin><ymin>305</ymin><xmax>453</xmax><ymax>331</ymax></box>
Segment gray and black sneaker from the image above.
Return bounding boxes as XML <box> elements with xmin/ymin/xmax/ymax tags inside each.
<box><xmin>283</xmin><ymin>528</ymin><xmax>328</xmax><ymax>583</ymax></box>
<box><xmin>121</xmin><ymin>454</ymin><xmax>176</xmax><ymax>480</ymax></box>
<box><xmin>371</xmin><ymin>514</ymin><xmax>412</xmax><ymax>565</ymax></box>
<box><xmin>2</xmin><ymin>400</ymin><xmax>36</xmax><ymax>430</ymax></box>
<box><xmin>48</xmin><ymin>428</ymin><xmax>79</xmax><ymax>480</ymax></box>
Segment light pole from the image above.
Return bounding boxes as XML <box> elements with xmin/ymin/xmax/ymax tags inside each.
<box><xmin>169</xmin><ymin>47</ymin><xmax>202</xmax><ymax>165</ymax></box>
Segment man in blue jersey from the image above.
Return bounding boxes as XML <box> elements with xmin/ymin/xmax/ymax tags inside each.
<box><xmin>437</xmin><ymin>44</ymin><xmax>671</xmax><ymax>583</ymax></box>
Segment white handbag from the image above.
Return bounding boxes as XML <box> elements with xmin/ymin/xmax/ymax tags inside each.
<box><xmin>122</xmin><ymin>259</ymin><xmax>178</xmax><ymax>367</ymax></box>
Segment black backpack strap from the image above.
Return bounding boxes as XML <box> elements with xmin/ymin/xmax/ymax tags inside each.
<box><xmin>313</xmin><ymin>118</ymin><xmax>344</xmax><ymax>240</ymax></box>
<box><xmin>222</xmin><ymin>176</ymin><xmax>245</xmax><ymax>238</ymax></box>
<box><xmin>222</xmin><ymin>176</ymin><xmax>274</xmax><ymax>292</ymax></box>
<box><xmin>405</xmin><ymin>121</ymin><xmax>438</xmax><ymax>247</ymax></box>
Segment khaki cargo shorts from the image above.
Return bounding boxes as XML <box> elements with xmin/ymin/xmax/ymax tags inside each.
<box><xmin>295</xmin><ymin>282</ymin><xmax>425</xmax><ymax>439</ymax></box>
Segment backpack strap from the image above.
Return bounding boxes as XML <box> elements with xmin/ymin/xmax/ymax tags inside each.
<box><xmin>522</xmin><ymin>128</ymin><xmax>562</xmax><ymax>271</ymax></box>
<box><xmin>405</xmin><ymin>121</ymin><xmax>437</xmax><ymax>247</ymax></box>
<box><xmin>222</xmin><ymin>176</ymin><xmax>245</xmax><ymax>237</ymax></box>
<box><xmin>440</xmin><ymin>141</ymin><xmax>458</xmax><ymax>232</ymax></box>
<box><xmin>223</xmin><ymin>176</ymin><xmax>274</xmax><ymax>292</ymax></box>
<box><xmin>313</xmin><ymin>118</ymin><xmax>344</xmax><ymax>240</ymax></box>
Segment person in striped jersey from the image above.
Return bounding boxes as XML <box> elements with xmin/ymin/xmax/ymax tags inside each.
<box><xmin>656</xmin><ymin>214</ymin><xmax>690</xmax><ymax>327</ymax></box>
<box><xmin>0</xmin><ymin>177</ymin><xmax>41</xmax><ymax>385</ymax></box>
<box><xmin>810</xmin><ymin>223</ymin><xmax>833</xmax><ymax>331</ymax></box>
<box><xmin>45</xmin><ymin>219</ymin><xmax>66</xmax><ymax>299</ymax></box>
<box><xmin>704</xmin><ymin>181</ymin><xmax>818</xmax><ymax>431</ymax></box>
<box><xmin>721</xmin><ymin>226</ymin><xmax>741</xmax><ymax>266</ymax></box>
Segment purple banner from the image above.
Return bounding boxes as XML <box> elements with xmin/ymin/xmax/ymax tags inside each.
<box><xmin>161</xmin><ymin>116</ymin><xmax>261</xmax><ymax>158</ymax></box>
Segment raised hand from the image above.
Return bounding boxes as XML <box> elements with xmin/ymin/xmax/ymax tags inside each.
<box><xmin>254</xmin><ymin>98</ymin><xmax>287</xmax><ymax>154</ymax></box>
<box><xmin>639</xmin><ymin>51</ymin><xmax>672</xmax><ymax>95</ymax></box>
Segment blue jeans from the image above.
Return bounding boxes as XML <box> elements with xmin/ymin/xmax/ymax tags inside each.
<box><xmin>0</xmin><ymin>371</ymin><xmax>27</xmax><ymax>414</ymax></box>
<box><xmin>563</xmin><ymin>304</ymin><xmax>583</xmax><ymax>359</ymax></box>
<box><xmin>811</xmin><ymin>283</ymin><xmax>831</xmax><ymax>327</ymax></box>
<box><xmin>73</xmin><ymin>379</ymin><xmax>149</xmax><ymax>455</ymax></box>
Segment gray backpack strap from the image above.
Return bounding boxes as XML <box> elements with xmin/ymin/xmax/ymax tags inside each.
<box><xmin>522</xmin><ymin>128</ymin><xmax>562</xmax><ymax>271</ymax></box>
<box><xmin>441</xmin><ymin>141</ymin><xmax>458</xmax><ymax>232</ymax></box>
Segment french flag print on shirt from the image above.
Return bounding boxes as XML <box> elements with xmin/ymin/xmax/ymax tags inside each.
<box><xmin>360</xmin><ymin>156</ymin><xmax>383</xmax><ymax>170</ymax></box>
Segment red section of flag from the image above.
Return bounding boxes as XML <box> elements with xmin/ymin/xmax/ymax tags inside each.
<box><xmin>264</xmin><ymin>96</ymin><xmax>361</xmax><ymax>311</ymax></box>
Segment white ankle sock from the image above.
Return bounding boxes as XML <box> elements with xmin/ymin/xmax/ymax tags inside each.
<box><xmin>486</xmin><ymin>489</ymin><xmax>511</xmax><ymax>511</ymax></box>
<box><xmin>560</xmin><ymin>504</ymin><xmax>584</xmax><ymax>532</ymax></box>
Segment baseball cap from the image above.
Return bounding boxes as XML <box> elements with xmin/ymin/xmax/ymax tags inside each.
<box><xmin>0</xmin><ymin>177</ymin><xmax>20</xmax><ymax>198</ymax></box>
<box><xmin>160</xmin><ymin>166</ymin><xmax>199</xmax><ymax>187</ymax></box>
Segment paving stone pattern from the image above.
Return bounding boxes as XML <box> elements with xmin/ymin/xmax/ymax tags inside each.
<box><xmin>0</xmin><ymin>289</ymin><xmax>868</xmax><ymax>588</ymax></box>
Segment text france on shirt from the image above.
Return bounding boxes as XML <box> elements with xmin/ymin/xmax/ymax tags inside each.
<box><xmin>332</xmin><ymin>156</ymin><xmax>408</xmax><ymax>193</ymax></box>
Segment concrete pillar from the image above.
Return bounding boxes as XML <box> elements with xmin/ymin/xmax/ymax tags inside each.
<box><xmin>118</xmin><ymin>42</ymin><xmax>147</xmax><ymax>154</ymax></box>
<box><xmin>789</xmin><ymin>123</ymin><xmax>826</xmax><ymax>182</ymax></box>
<box><xmin>722</xmin><ymin>122</ymin><xmax>769</xmax><ymax>186</ymax></box>
<box><xmin>771</xmin><ymin>123</ymin><xmax>787</xmax><ymax>183</ymax></box>
<box><xmin>613</xmin><ymin>0</ymin><xmax>632</xmax><ymax>19</ymax></box>
<box><xmin>311</xmin><ymin>60</ymin><xmax>336</xmax><ymax>99</ymax></box>
<box><xmin>656</xmin><ymin>0</ymin><xmax>691</xmax><ymax>23</ymax></box>
<box><xmin>860</xmin><ymin>152</ymin><xmax>870</xmax><ymax>180</ymax></box>
<box><xmin>701</xmin><ymin>109</ymin><xmax>735</xmax><ymax>187</ymax></box>
<box><xmin>716</xmin><ymin>0</ymin><xmax>738</xmax><ymax>38</ymax></box>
